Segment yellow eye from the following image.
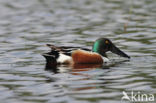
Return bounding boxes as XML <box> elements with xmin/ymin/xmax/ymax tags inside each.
<box><xmin>105</xmin><ymin>40</ymin><xmax>109</xmax><ymax>44</ymax></box>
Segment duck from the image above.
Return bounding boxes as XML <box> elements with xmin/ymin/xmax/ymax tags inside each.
<box><xmin>42</xmin><ymin>38</ymin><xmax>130</xmax><ymax>65</ymax></box>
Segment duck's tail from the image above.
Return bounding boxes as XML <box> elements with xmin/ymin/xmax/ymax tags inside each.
<box><xmin>46</xmin><ymin>44</ymin><xmax>61</xmax><ymax>51</ymax></box>
<box><xmin>42</xmin><ymin>46</ymin><xmax>60</xmax><ymax>62</ymax></box>
<box><xmin>42</xmin><ymin>52</ymin><xmax>56</xmax><ymax>62</ymax></box>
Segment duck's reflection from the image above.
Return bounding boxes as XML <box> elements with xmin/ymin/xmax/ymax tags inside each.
<box><xmin>45</xmin><ymin>59</ymin><xmax>130</xmax><ymax>73</ymax></box>
<box><xmin>44</xmin><ymin>59</ymin><xmax>130</xmax><ymax>93</ymax></box>
<box><xmin>45</xmin><ymin>61</ymin><xmax>104</xmax><ymax>73</ymax></box>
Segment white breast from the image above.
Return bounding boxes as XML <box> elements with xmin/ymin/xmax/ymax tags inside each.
<box><xmin>102</xmin><ymin>57</ymin><xmax>110</xmax><ymax>63</ymax></box>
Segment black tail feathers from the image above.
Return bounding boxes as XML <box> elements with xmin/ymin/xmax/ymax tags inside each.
<box><xmin>42</xmin><ymin>50</ymin><xmax>59</xmax><ymax>62</ymax></box>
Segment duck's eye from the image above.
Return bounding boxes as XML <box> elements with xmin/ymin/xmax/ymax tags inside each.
<box><xmin>105</xmin><ymin>40</ymin><xmax>109</xmax><ymax>44</ymax></box>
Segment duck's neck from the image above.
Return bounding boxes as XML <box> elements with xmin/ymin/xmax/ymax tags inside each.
<box><xmin>92</xmin><ymin>41</ymin><xmax>100</xmax><ymax>53</ymax></box>
<box><xmin>92</xmin><ymin>41</ymin><xmax>107</xmax><ymax>57</ymax></box>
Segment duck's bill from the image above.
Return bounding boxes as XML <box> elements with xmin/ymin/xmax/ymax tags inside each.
<box><xmin>110</xmin><ymin>44</ymin><xmax>130</xmax><ymax>59</ymax></box>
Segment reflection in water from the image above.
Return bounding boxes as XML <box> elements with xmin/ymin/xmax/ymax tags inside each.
<box><xmin>44</xmin><ymin>60</ymin><xmax>132</xmax><ymax>102</ymax></box>
<box><xmin>45</xmin><ymin>61</ymin><xmax>103</xmax><ymax>73</ymax></box>
<box><xmin>44</xmin><ymin>59</ymin><xmax>130</xmax><ymax>73</ymax></box>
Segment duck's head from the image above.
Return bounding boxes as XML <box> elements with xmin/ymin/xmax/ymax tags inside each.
<box><xmin>92</xmin><ymin>38</ymin><xmax>130</xmax><ymax>59</ymax></box>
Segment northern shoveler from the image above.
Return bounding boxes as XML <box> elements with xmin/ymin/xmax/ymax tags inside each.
<box><xmin>42</xmin><ymin>38</ymin><xmax>130</xmax><ymax>65</ymax></box>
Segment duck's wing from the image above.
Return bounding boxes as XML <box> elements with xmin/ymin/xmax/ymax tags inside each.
<box><xmin>46</xmin><ymin>44</ymin><xmax>91</xmax><ymax>56</ymax></box>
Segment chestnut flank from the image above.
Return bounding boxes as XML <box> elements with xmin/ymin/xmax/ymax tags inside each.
<box><xmin>72</xmin><ymin>50</ymin><xmax>103</xmax><ymax>64</ymax></box>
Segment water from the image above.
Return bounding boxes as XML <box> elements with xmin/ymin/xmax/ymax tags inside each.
<box><xmin>0</xmin><ymin>0</ymin><xmax>156</xmax><ymax>103</ymax></box>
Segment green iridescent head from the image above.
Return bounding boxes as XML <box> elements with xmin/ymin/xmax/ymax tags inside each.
<box><xmin>92</xmin><ymin>38</ymin><xmax>130</xmax><ymax>58</ymax></box>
